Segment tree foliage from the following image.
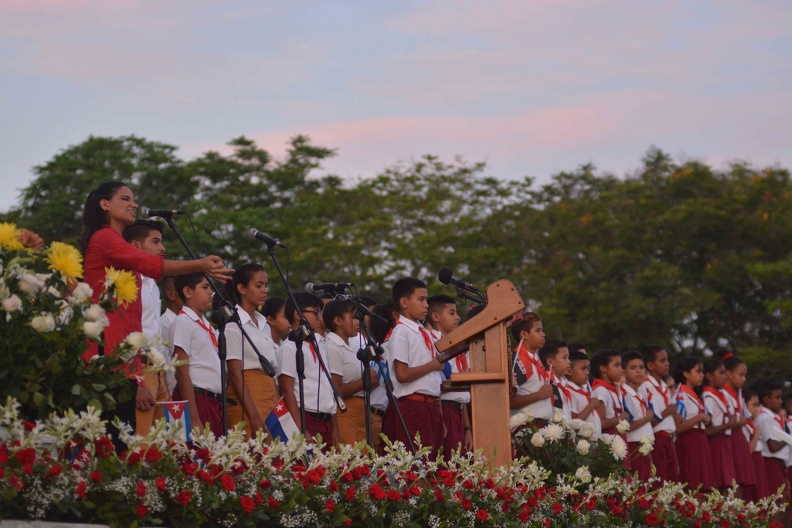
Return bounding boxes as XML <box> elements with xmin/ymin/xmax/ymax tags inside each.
<box><xmin>6</xmin><ymin>137</ymin><xmax>792</xmax><ymax>378</ymax></box>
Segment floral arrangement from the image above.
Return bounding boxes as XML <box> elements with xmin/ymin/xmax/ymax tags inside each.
<box><xmin>0</xmin><ymin>397</ymin><xmax>783</xmax><ymax>528</ymax></box>
<box><xmin>0</xmin><ymin>223</ymin><xmax>166</xmax><ymax>419</ymax></box>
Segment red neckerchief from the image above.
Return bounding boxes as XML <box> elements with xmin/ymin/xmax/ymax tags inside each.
<box><xmin>591</xmin><ymin>379</ymin><xmax>623</xmax><ymax>412</ymax></box>
<box><xmin>551</xmin><ymin>374</ymin><xmax>572</xmax><ymax>403</ymax></box>
<box><xmin>722</xmin><ymin>385</ymin><xmax>742</xmax><ymax>413</ymax></box>
<box><xmin>647</xmin><ymin>375</ymin><xmax>670</xmax><ymax>407</ymax></box>
<box><xmin>308</xmin><ymin>341</ymin><xmax>319</xmax><ymax>363</ymax></box>
<box><xmin>514</xmin><ymin>339</ymin><xmax>548</xmax><ymax>381</ymax></box>
<box><xmin>179</xmin><ymin>309</ymin><xmax>218</xmax><ymax>347</ymax></box>
<box><xmin>566</xmin><ymin>381</ymin><xmax>591</xmax><ymax>402</ymax></box>
<box><xmin>763</xmin><ymin>408</ymin><xmax>786</xmax><ymax>430</ymax></box>
<box><xmin>677</xmin><ymin>384</ymin><xmax>704</xmax><ymax>414</ymax></box>
<box><xmin>417</xmin><ymin>325</ymin><xmax>437</xmax><ymax>358</ymax></box>
<box><xmin>624</xmin><ymin>384</ymin><xmax>648</xmax><ymax>414</ymax></box>
<box><xmin>703</xmin><ymin>386</ymin><xmax>730</xmax><ymax>413</ymax></box>
<box><xmin>428</xmin><ymin>327</ymin><xmax>466</xmax><ymax>370</ymax></box>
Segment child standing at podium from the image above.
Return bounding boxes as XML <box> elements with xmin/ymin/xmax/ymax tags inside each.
<box><xmin>382</xmin><ymin>278</ymin><xmax>445</xmax><ymax>456</ymax></box>
<box><xmin>509</xmin><ymin>312</ymin><xmax>553</xmax><ymax>424</ymax></box>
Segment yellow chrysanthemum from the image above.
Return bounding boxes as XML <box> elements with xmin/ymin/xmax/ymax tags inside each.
<box><xmin>47</xmin><ymin>242</ymin><xmax>83</xmax><ymax>281</ymax></box>
<box><xmin>0</xmin><ymin>223</ymin><xmax>24</xmax><ymax>251</ymax></box>
<box><xmin>105</xmin><ymin>267</ymin><xmax>138</xmax><ymax>305</ymax></box>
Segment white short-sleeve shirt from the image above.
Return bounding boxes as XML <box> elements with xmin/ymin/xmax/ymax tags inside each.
<box><xmin>757</xmin><ymin>407</ymin><xmax>791</xmax><ymax>461</ymax></box>
<box><xmin>639</xmin><ymin>375</ymin><xmax>676</xmax><ymax>434</ymax></box>
<box><xmin>171</xmin><ymin>306</ymin><xmax>222</xmax><ymax>394</ymax></box>
<box><xmin>279</xmin><ymin>337</ymin><xmax>337</xmax><ymax>414</ymax></box>
<box><xmin>140</xmin><ymin>276</ymin><xmax>162</xmax><ymax>343</ymax></box>
<box><xmin>676</xmin><ymin>386</ymin><xmax>705</xmax><ymax>430</ymax></box>
<box><xmin>623</xmin><ymin>384</ymin><xmax>655</xmax><ymax>443</ymax></box>
<box><xmin>565</xmin><ymin>380</ymin><xmax>602</xmax><ymax>439</ymax></box>
<box><xmin>512</xmin><ymin>340</ymin><xmax>552</xmax><ymax>420</ymax></box>
<box><xmin>427</xmin><ymin>327</ymin><xmax>470</xmax><ymax>405</ymax></box>
<box><xmin>591</xmin><ymin>380</ymin><xmax>623</xmax><ymax>421</ymax></box>
<box><xmin>352</xmin><ymin>333</ymin><xmax>389</xmax><ymax>410</ymax></box>
<box><xmin>160</xmin><ymin>308</ymin><xmax>178</xmax><ymax>347</ymax></box>
<box><xmin>702</xmin><ymin>387</ymin><xmax>732</xmax><ymax>436</ymax></box>
<box><xmin>326</xmin><ymin>331</ymin><xmax>365</xmax><ymax>397</ymax></box>
<box><xmin>384</xmin><ymin>315</ymin><xmax>443</xmax><ymax>399</ymax></box>
<box><xmin>225</xmin><ymin>305</ymin><xmax>279</xmax><ymax>376</ymax></box>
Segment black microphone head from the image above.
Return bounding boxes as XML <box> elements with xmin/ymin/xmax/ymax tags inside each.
<box><xmin>140</xmin><ymin>206</ymin><xmax>152</xmax><ymax>218</ymax></box>
<box><xmin>304</xmin><ymin>281</ymin><xmax>317</xmax><ymax>295</ymax></box>
<box><xmin>438</xmin><ymin>268</ymin><xmax>453</xmax><ymax>285</ymax></box>
<box><xmin>249</xmin><ymin>228</ymin><xmax>260</xmax><ymax>240</ymax></box>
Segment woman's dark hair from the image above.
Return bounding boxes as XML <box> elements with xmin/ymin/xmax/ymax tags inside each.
<box><xmin>590</xmin><ymin>349</ymin><xmax>621</xmax><ymax>381</ymax></box>
<box><xmin>225</xmin><ymin>263</ymin><xmax>266</xmax><ymax>306</ymax></box>
<box><xmin>80</xmin><ymin>181</ymin><xmax>126</xmax><ymax>252</ymax></box>
<box><xmin>672</xmin><ymin>355</ymin><xmax>703</xmax><ymax>386</ymax></box>
<box><xmin>322</xmin><ymin>299</ymin><xmax>356</xmax><ymax>333</ymax></box>
<box><xmin>368</xmin><ymin>304</ymin><xmax>396</xmax><ymax>344</ymax></box>
<box><xmin>261</xmin><ymin>297</ymin><xmax>286</xmax><ymax>319</ymax></box>
<box><xmin>715</xmin><ymin>347</ymin><xmax>745</xmax><ymax>372</ymax></box>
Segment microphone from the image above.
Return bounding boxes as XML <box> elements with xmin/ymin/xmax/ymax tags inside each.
<box><xmin>438</xmin><ymin>268</ymin><xmax>485</xmax><ymax>301</ymax></box>
<box><xmin>140</xmin><ymin>206</ymin><xmax>185</xmax><ymax>218</ymax></box>
<box><xmin>249</xmin><ymin>228</ymin><xmax>287</xmax><ymax>249</ymax></box>
<box><xmin>305</xmin><ymin>281</ymin><xmax>352</xmax><ymax>296</ymax></box>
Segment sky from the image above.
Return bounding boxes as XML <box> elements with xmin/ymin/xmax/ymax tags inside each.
<box><xmin>1</xmin><ymin>0</ymin><xmax>791</xmax><ymax>211</ymax></box>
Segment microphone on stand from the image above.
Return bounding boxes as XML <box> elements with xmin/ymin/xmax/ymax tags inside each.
<box><xmin>438</xmin><ymin>268</ymin><xmax>485</xmax><ymax>303</ymax></box>
<box><xmin>305</xmin><ymin>281</ymin><xmax>352</xmax><ymax>296</ymax></box>
<box><xmin>249</xmin><ymin>228</ymin><xmax>287</xmax><ymax>249</ymax></box>
<box><xmin>140</xmin><ymin>206</ymin><xmax>185</xmax><ymax>218</ymax></box>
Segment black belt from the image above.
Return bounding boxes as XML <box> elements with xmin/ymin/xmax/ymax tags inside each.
<box><xmin>194</xmin><ymin>387</ymin><xmax>237</xmax><ymax>406</ymax></box>
<box><xmin>441</xmin><ymin>400</ymin><xmax>465</xmax><ymax>409</ymax></box>
<box><xmin>305</xmin><ymin>411</ymin><xmax>333</xmax><ymax>422</ymax></box>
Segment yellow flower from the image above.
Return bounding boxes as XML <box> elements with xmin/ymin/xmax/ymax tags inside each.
<box><xmin>0</xmin><ymin>223</ymin><xmax>24</xmax><ymax>251</ymax></box>
<box><xmin>47</xmin><ymin>242</ymin><xmax>83</xmax><ymax>281</ymax></box>
<box><xmin>105</xmin><ymin>267</ymin><xmax>138</xmax><ymax>305</ymax></box>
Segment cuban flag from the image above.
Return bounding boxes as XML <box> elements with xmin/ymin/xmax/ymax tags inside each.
<box><xmin>266</xmin><ymin>398</ymin><xmax>300</xmax><ymax>443</ymax></box>
<box><xmin>159</xmin><ymin>400</ymin><xmax>192</xmax><ymax>443</ymax></box>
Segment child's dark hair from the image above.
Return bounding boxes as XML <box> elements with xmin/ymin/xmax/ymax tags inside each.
<box><xmin>715</xmin><ymin>347</ymin><xmax>745</xmax><ymax>372</ymax></box>
<box><xmin>622</xmin><ymin>350</ymin><xmax>644</xmax><ymax>369</ymax></box>
<box><xmin>80</xmin><ymin>181</ymin><xmax>126</xmax><ymax>251</ymax></box>
<box><xmin>509</xmin><ymin>312</ymin><xmax>541</xmax><ymax>342</ymax></box>
<box><xmin>672</xmin><ymin>355</ymin><xmax>703</xmax><ymax>385</ymax></box>
<box><xmin>322</xmin><ymin>298</ymin><xmax>356</xmax><ymax>333</ymax></box>
<box><xmin>428</xmin><ymin>294</ymin><xmax>456</xmax><ymax>314</ymax></box>
<box><xmin>225</xmin><ymin>263</ymin><xmax>266</xmax><ymax>306</ymax></box>
<box><xmin>369</xmin><ymin>304</ymin><xmax>396</xmax><ymax>344</ymax></box>
<box><xmin>261</xmin><ymin>297</ymin><xmax>286</xmax><ymax>319</ymax></box>
<box><xmin>590</xmin><ymin>349</ymin><xmax>620</xmax><ymax>380</ymax></box>
<box><xmin>742</xmin><ymin>386</ymin><xmax>759</xmax><ymax>403</ymax></box>
<box><xmin>285</xmin><ymin>292</ymin><xmax>322</xmax><ymax>325</ymax></box>
<box><xmin>391</xmin><ymin>277</ymin><xmax>426</xmax><ymax>309</ymax></box>
<box><xmin>174</xmin><ymin>272</ymin><xmax>206</xmax><ymax>303</ymax></box>
<box><xmin>569</xmin><ymin>343</ymin><xmax>587</xmax><ymax>355</ymax></box>
<box><xmin>755</xmin><ymin>380</ymin><xmax>783</xmax><ymax>403</ymax></box>
<box><xmin>538</xmin><ymin>340</ymin><xmax>567</xmax><ymax>369</ymax></box>
<box><xmin>569</xmin><ymin>349</ymin><xmax>589</xmax><ymax>363</ymax></box>
<box><xmin>703</xmin><ymin>357</ymin><xmax>724</xmax><ymax>383</ymax></box>
<box><xmin>640</xmin><ymin>345</ymin><xmax>665</xmax><ymax>365</ymax></box>
<box><xmin>122</xmin><ymin>219</ymin><xmax>164</xmax><ymax>244</ymax></box>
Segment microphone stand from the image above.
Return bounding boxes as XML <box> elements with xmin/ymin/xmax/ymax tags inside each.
<box><xmin>260</xmin><ymin>239</ymin><xmax>346</xmax><ymax>433</ymax></box>
<box><xmin>162</xmin><ymin>217</ymin><xmax>276</xmax><ymax>438</ymax></box>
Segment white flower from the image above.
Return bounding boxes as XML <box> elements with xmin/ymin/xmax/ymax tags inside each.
<box><xmin>30</xmin><ymin>313</ymin><xmax>56</xmax><ymax>333</ymax></box>
<box><xmin>1</xmin><ymin>294</ymin><xmax>22</xmax><ymax>313</ymax></box>
<box><xmin>509</xmin><ymin>409</ymin><xmax>534</xmax><ymax>430</ymax></box>
<box><xmin>574</xmin><ymin>465</ymin><xmax>592</xmax><ymax>483</ymax></box>
<box><xmin>19</xmin><ymin>273</ymin><xmax>45</xmax><ymax>296</ymax></box>
<box><xmin>70</xmin><ymin>282</ymin><xmax>93</xmax><ymax>304</ymax></box>
<box><xmin>551</xmin><ymin>408</ymin><xmax>564</xmax><ymax>423</ymax></box>
<box><xmin>541</xmin><ymin>423</ymin><xmax>564</xmax><ymax>442</ymax></box>
<box><xmin>84</xmin><ymin>304</ymin><xmax>107</xmax><ymax>323</ymax></box>
<box><xmin>148</xmin><ymin>347</ymin><xmax>166</xmax><ymax>368</ymax></box>
<box><xmin>576</xmin><ymin>439</ymin><xmax>590</xmax><ymax>455</ymax></box>
<box><xmin>567</xmin><ymin>418</ymin><xmax>585</xmax><ymax>431</ymax></box>
<box><xmin>610</xmin><ymin>435</ymin><xmax>627</xmax><ymax>460</ymax></box>
<box><xmin>579</xmin><ymin>422</ymin><xmax>594</xmax><ymax>439</ymax></box>
<box><xmin>83</xmin><ymin>321</ymin><xmax>104</xmax><ymax>340</ymax></box>
<box><xmin>616</xmin><ymin>419</ymin><xmax>630</xmax><ymax>435</ymax></box>
<box><xmin>125</xmin><ymin>331</ymin><xmax>147</xmax><ymax>350</ymax></box>
<box><xmin>530</xmin><ymin>432</ymin><xmax>545</xmax><ymax>448</ymax></box>
<box><xmin>639</xmin><ymin>436</ymin><xmax>654</xmax><ymax>456</ymax></box>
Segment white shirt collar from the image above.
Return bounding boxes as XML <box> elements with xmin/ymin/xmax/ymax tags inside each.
<box><xmin>181</xmin><ymin>305</ymin><xmax>202</xmax><ymax>323</ymax></box>
<box><xmin>235</xmin><ymin>304</ymin><xmax>266</xmax><ymax>327</ymax></box>
<box><xmin>397</xmin><ymin>314</ymin><xmax>423</xmax><ymax>333</ymax></box>
<box><xmin>326</xmin><ymin>331</ymin><xmax>350</xmax><ymax>348</ymax></box>
<box><xmin>623</xmin><ymin>383</ymin><xmax>639</xmax><ymax>397</ymax></box>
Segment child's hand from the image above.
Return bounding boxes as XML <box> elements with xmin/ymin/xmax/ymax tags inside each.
<box><xmin>702</xmin><ymin>414</ymin><xmax>712</xmax><ymax>425</ymax></box>
<box><xmin>536</xmin><ymin>383</ymin><xmax>554</xmax><ymax>400</ymax></box>
<box><xmin>661</xmin><ymin>406</ymin><xmax>676</xmax><ymax>418</ymax></box>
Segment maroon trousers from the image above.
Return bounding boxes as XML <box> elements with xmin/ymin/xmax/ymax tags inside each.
<box><xmin>652</xmin><ymin>432</ymin><xmax>679</xmax><ymax>482</ymax></box>
<box><xmin>764</xmin><ymin>457</ymin><xmax>786</xmax><ymax>497</ymax></box>
<box><xmin>303</xmin><ymin>412</ymin><xmax>335</xmax><ymax>447</ymax></box>
<box><xmin>442</xmin><ymin>400</ymin><xmax>466</xmax><ymax>460</ymax></box>
<box><xmin>173</xmin><ymin>387</ymin><xmax>223</xmax><ymax>437</ymax></box>
<box><xmin>382</xmin><ymin>396</ymin><xmax>443</xmax><ymax>457</ymax></box>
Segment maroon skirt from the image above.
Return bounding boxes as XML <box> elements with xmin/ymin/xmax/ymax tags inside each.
<box><xmin>382</xmin><ymin>396</ymin><xmax>443</xmax><ymax>457</ymax></box>
<box><xmin>441</xmin><ymin>400</ymin><xmax>466</xmax><ymax>460</ymax></box>
<box><xmin>652</xmin><ymin>431</ymin><xmax>679</xmax><ymax>482</ymax></box>
<box><xmin>677</xmin><ymin>429</ymin><xmax>716</xmax><ymax>490</ymax></box>
<box><xmin>729</xmin><ymin>429</ymin><xmax>756</xmax><ymax>486</ymax></box>
<box><xmin>709</xmin><ymin>433</ymin><xmax>737</xmax><ymax>489</ymax></box>
<box><xmin>742</xmin><ymin>451</ymin><xmax>769</xmax><ymax>501</ymax></box>
<box><xmin>303</xmin><ymin>412</ymin><xmax>335</xmax><ymax>448</ymax></box>
<box><xmin>627</xmin><ymin>441</ymin><xmax>653</xmax><ymax>481</ymax></box>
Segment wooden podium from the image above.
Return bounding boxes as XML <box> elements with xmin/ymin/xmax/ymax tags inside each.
<box><xmin>436</xmin><ymin>279</ymin><xmax>525</xmax><ymax>466</ymax></box>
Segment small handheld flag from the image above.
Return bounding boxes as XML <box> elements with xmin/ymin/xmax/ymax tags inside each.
<box><xmin>158</xmin><ymin>400</ymin><xmax>192</xmax><ymax>443</ymax></box>
<box><xmin>265</xmin><ymin>397</ymin><xmax>300</xmax><ymax>443</ymax></box>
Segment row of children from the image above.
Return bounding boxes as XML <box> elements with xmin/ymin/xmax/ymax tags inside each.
<box><xmin>511</xmin><ymin>311</ymin><xmax>792</xmax><ymax>505</ymax></box>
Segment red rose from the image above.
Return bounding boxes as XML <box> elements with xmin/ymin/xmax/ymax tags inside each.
<box><xmin>176</xmin><ymin>490</ymin><xmax>192</xmax><ymax>505</ymax></box>
<box><xmin>239</xmin><ymin>495</ymin><xmax>255</xmax><ymax>513</ymax></box>
<box><xmin>155</xmin><ymin>477</ymin><xmax>167</xmax><ymax>491</ymax></box>
<box><xmin>408</xmin><ymin>485</ymin><xmax>420</xmax><ymax>497</ymax></box>
<box><xmin>22</xmin><ymin>463</ymin><xmax>33</xmax><ymax>475</ymax></box>
<box><xmin>220</xmin><ymin>473</ymin><xmax>236</xmax><ymax>491</ymax></box>
<box><xmin>462</xmin><ymin>479</ymin><xmax>474</xmax><ymax>490</ymax></box>
<box><xmin>434</xmin><ymin>488</ymin><xmax>444</xmax><ymax>502</ymax></box>
<box><xmin>719</xmin><ymin>520</ymin><xmax>730</xmax><ymax>528</ymax></box>
<box><xmin>552</xmin><ymin>503</ymin><xmax>563</xmax><ymax>514</ymax></box>
<box><xmin>343</xmin><ymin>520</ymin><xmax>352</xmax><ymax>527</ymax></box>
<box><xmin>90</xmin><ymin>470</ymin><xmax>103</xmax><ymax>483</ymax></box>
<box><xmin>329</xmin><ymin>480</ymin><xmax>339</xmax><ymax>492</ymax></box>
<box><xmin>387</xmin><ymin>489</ymin><xmax>401</xmax><ymax>501</ymax></box>
<box><xmin>9</xmin><ymin>475</ymin><xmax>24</xmax><ymax>491</ymax></box>
<box><xmin>268</xmin><ymin>495</ymin><xmax>281</xmax><ymax>509</ymax></box>
<box><xmin>196</xmin><ymin>448</ymin><xmax>212</xmax><ymax>463</ymax></box>
<box><xmin>22</xmin><ymin>421</ymin><xmax>36</xmax><ymax>431</ymax></box>
<box><xmin>645</xmin><ymin>512</ymin><xmax>660</xmax><ymax>526</ymax></box>
<box><xmin>144</xmin><ymin>446</ymin><xmax>163</xmax><ymax>463</ymax></box>
<box><xmin>181</xmin><ymin>462</ymin><xmax>198</xmax><ymax>476</ymax></box>
<box><xmin>94</xmin><ymin>437</ymin><xmax>114</xmax><ymax>459</ymax></box>
<box><xmin>14</xmin><ymin>447</ymin><xmax>36</xmax><ymax>466</ymax></box>
<box><xmin>259</xmin><ymin>478</ymin><xmax>272</xmax><ymax>489</ymax></box>
<box><xmin>0</xmin><ymin>444</ymin><xmax>8</xmax><ymax>465</ymax></box>
<box><xmin>476</xmin><ymin>509</ymin><xmax>490</xmax><ymax>521</ymax></box>
<box><xmin>47</xmin><ymin>464</ymin><xmax>62</xmax><ymax>477</ymax></box>
<box><xmin>127</xmin><ymin>450</ymin><xmax>142</xmax><ymax>465</ymax></box>
<box><xmin>369</xmin><ymin>483</ymin><xmax>386</xmax><ymax>501</ymax></box>
<box><xmin>136</xmin><ymin>481</ymin><xmax>147</xmax><ymax>497</ymax></box>
<box><xmin>345</xmin><ymin>486</ymin><xmax>357</xmax><ymax>501</ymax></box>
<box><xmin>519</xmin><ymin>510</ymin><xmax>530</xmax><ymax>522</ymax></box>
<box><xmin>324</xmin><ymin>499</ymin><xmax>336</xmax><ymax>513</ymax></box>
<box><xmin>197</xmin><ymin>470</ymin><xmax>213</xmax><ymax>484</ymax></box>
<box><xmin>638</xmin><ymin>497</ymin><xmax>651</xmax><ymax>510</ymax></box>
<box><xmin>75</xmin><ymin>481</ymin><xmax>88</xmax><ymax>499</ymax></box>
<box><xmin>255</xmin><ymin>491</ymin><xmax>263</xmax><ymax>505</ymax></box>
<box><xmin>543</xmin><ymin>519</ymin><xmax>552</xmax><ymax>528</ymax></box>
<box><xmin>135</xmin><ymin>503</ymin><xmax>149</xmax><ymax>518</ymax></box>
